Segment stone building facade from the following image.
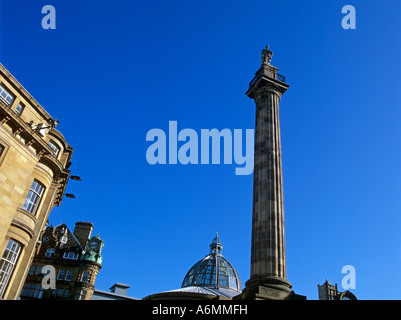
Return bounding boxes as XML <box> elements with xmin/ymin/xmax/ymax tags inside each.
<box><xmin>317</xmin><ymin>279</ymin><xmax>357</xmax><ymax>300</ymax></box>
<box><xmin>0</xmin><ymin>63</ymin><xmax>73</xmax><ymax>299</ymax></box>
<box><xmin>20</xmin><ymin>222</ymin><xmax>103</xmax><ymax>300</ymax></box>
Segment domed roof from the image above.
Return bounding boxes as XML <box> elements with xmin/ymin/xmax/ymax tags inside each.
<box><xmin>181</xmin><ymin>234</ymin><xmax>242</xmax><ymax>292</ymax></box>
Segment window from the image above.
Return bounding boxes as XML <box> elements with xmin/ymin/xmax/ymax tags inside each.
<box><xmin>48</xmin><ymin>140</ymin><xmax>60</xmax><ymax>158</ymax></box>
<box><xmin>20</xmin><ymin>283</ymin><xmax>44</xmax><ymax>299</ymax></box>
<box><xmin>22</xmin><ymin>180</ymin><xmax>45</xmax><ymax>215</ymax></box>
<box><xmin>75</xmin><ymin>290</ymin><xmax>86</xmax><ymax>300</ymax></box>
<box><xmin>80</xmin><ymin>271</ymin><xmax>90</xmax><ymax>283</ymax></box>
<box><xmin>56</xmin><ymin>289</ymin><xmax>69</xmax><ymax>299</ymax></box>
<box><xmin>49</xmin><ymin>288</ymin><xmax>69</xmax><ymax>299</ymax></box>
<box><xmin>28</xmin><ymin>265</ymin><xmax>36</xmax><ymax>276</ymax></box>
<box><xmin>0</xmin><ymin>84</ymin><xmax>14</xmax><ymax>106</ymax></box>
<box><xmin>63</xmin><ymin>252</ymin><xmax>78</xmax><ymax>260</ymax></box>
<box><xmin>0</xmin><ymin>143</ymin><xmax>7</xmax><ymax>169</ymax></box>
<box><xmin>57</xmin><ymin>269</ymin><xmax>66</xmax><ymax>280</ymax></box>
<box><xmin>65</xmin><ymin>270</ymin><xmax>74</xmax><ymax>281</ymax></box>
<box><xmin>14</xmin><ymin>103</ymin><xmax>24</xmax><ymax>116</ymax></box>
<box><xmin>63</xmin><ymin>289</ymin><xmax>69</xmax><ymax>299</ymax></box>
<box><xmin>45</xmin><ymin>248</ymin><xmax>55</xmax><ymax>257</ymax></box>
<box><xmin>0</xmin><ymin>239</ymin><xmax>22</xmax><ymax>298</ymax></box>
<box><xmin>36</xmin><ymin>265</ymin><xmax>43</xmax><ymax>275</ymax></box>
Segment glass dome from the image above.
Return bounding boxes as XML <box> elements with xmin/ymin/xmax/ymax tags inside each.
<box><xmin>181</xmin><ymin>234</ymin><xmax>242</xmax><ymax>292</ymax></box>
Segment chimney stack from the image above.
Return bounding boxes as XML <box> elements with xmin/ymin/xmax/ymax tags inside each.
<box><xmin>73</xmin><ymin>221</ymin><xmax>93</xmax><ymax>248</ymax></box>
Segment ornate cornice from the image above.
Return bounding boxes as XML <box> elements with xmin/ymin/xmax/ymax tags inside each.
<box><xmin>0</xmin><ymin>99</ymin><xmax>54</xmax><ymax>158</ymax></box>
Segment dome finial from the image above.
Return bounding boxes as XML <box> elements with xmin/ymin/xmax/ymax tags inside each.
<box><xmin>209</xmin><ymin>233</ymin><xmax>223</xmax><ymax>254</ymax></box>
<box><xmin>181</xmin><ymin>233</ymin><xmax>242</xmax><ymax>292</ymax></box>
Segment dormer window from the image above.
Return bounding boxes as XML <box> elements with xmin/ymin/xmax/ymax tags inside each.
<box><xmin>45</xmin><ymin>248</ymin><xmax>55</xmax><ymax>257</ymax></box>
<box><xmin>89</xmin><ymin>242</ymin><xmax>99</xmax><ymax>251</ymax></box>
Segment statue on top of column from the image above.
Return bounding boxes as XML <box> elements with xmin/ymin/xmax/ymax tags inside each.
<box><xmin>261</xmin><ymin>45</ymin><xmax>273</xmax><ymax>65</ymax></box>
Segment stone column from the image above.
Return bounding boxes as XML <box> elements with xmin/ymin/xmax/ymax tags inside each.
<box><xmin>235</xmin><ymin>46</ymin><xmax>305</xmax><ymax>300</ymax></box>
<box><xmin>251</xmin><ymin>86</ymin><xmax>287</xmax><ymax>280</ymax></box>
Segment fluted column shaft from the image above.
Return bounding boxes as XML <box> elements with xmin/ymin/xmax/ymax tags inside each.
<box><xmin>250</xmin><ymin>87</ymin><xmax>287</xmax><ymax>281</ymax></box>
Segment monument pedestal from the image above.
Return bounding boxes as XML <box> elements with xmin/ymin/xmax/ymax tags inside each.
<box><xmin>234</xmin><ymin>276</ymin><xmax>306</xmax><ymax>300</ymax></box>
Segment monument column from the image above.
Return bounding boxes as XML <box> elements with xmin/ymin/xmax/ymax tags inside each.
<box><xmin>235</xmin><ymin>46</ymin><xmax>304</xmax><ymax>300</ymax></box>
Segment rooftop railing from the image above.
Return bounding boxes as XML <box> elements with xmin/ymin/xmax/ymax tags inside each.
<box><xmin>249</xmin><ymin>72</ymin><xmax>287</xmax><ymax>87</ymax></box>
<box><xmin>277</xmin><ymin>73</ymin><xmax>286</xmax><ymax>83</ymax></box>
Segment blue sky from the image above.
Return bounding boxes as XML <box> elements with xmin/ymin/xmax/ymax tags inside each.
<box><xmin>1</xmin><ymin>0</ymin><xmax>400</xmax><ymax>300</ymax></box>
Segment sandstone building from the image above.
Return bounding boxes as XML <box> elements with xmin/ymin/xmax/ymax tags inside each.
<box><xmin>0</xmin><ymin>63</ymin><xmax>74</xmax><ymax>299</ymax></box>
<box><xmin>20</xmin><ymin>221</ymin><xmax>104</xmax><ymax>300</ymax></box>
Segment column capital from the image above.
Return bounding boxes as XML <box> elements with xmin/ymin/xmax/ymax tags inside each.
<box><xmin>246</xmin><ymin>65</ymin><xmax>289</xmax><ymax>99</ymax></box>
